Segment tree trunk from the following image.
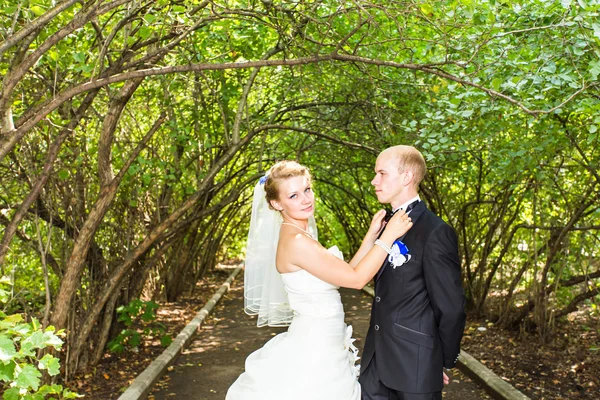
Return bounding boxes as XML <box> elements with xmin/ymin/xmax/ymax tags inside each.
<box><xmin>90</xmin><ymin>289</ymin><xmax>120</xmax><ymax>367</ymax></box>
<box><xmin>51</xmin><ymin>106</ymin><xmax>163</xmax><ymax>331</ymax></box>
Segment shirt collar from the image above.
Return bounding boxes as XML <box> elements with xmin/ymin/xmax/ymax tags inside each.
<box><xmin>393</xmin><ymin>195</ymin><xmax>421</xmax><ymax>213</ymax></box>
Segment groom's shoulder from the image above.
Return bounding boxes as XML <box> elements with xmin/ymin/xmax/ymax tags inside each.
<box><xmin>420</xmin><ymin>208</ymin><xmax>453</xmax><ymax>232</ymax></box>
<box><xmin>421</xmin><ymin>207</ymin><xmax>445</xmax><ymax>226</ymax></box>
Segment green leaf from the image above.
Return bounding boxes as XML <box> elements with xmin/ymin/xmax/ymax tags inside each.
<box><xmin>0</xmin><ymin>335</ymin><xmax>17</xmax><ymax>363</ymax></box>
<box><xmin>36</xmin><ymin>384</ymin><xmax>62</xmax><ymax>395</ymax></box>
<box><xmin>27</xmin><ymin>391</ymin><xmax>45</xmax><ymax>400</ymax></box>
<box><xmin>72</xmin><ymin>52</ymin><xmax>86</xmax><ymax>64</ymax></box>
<box><xmin>47</xmin><ymin>49</ymin><xmax>59</xmax><ymax>61</ymax></box>
<box><xmin>15</xmin><ymin>364</ymin><xmax>41</xmax><ymax>391</ymax></box>
<box><xmin>30</xmin><ymin>6</ymin><xmax>45</xmax><ymax>16</ymax></box>
<box><xmin>420</xmin><ymin>3</ymin><xmax>434</xmax><ymax>16</ymax></box>
<box><xmin>2</xmin><ymin>387</ymin><xmax>20</xmax><ymax>400</ymax></box>
<box><xmin>142</xmin><ymin>173</ymin><xmax>152</xmax><ymax>185</ymax></box>
<box><xmin>62</xmin><ymin>388</ymin><xmax>84</xmax><ymax>398</ymax></box>
<box><xmin>138</xmin><ymin>26</ymin><xmax>152</xmax><ymax>41</ymax></box>
<box><xmin>128</xmin><ymin>331</ymin><xmax>141</xmax><ymax>348</ymax></box>
<box><xmin>107</xmin><ymin>341</ymin><xmax>124</xmax><ymax>354</ymax></box>
<box><xmin>593</xmin><ymin>23</ymin><xmax>600</xmax><ymax>40</ymax></box>
<box><xmin>58</xmin><ymin>169</ymin><xmax>69</xmax><ymax>180</ymax></box>
<box><xmin>42</xmin><ymin>331</ymin><xmax>63</xmax><ymax>349</ymax></box>
<box><xmin>160</xmin><ymin>335</ymin><xmax>173</xmax><ymax>347</ymax></box>
<box><xmin>2</xmin><ymin>6</ymin><xmax>18</xmax><ymax>14</ymax></box>
<box><xmin>4</xmin><ymin>314</ymin><xmax>23</xmax><ymax>325</ymax></box>
<box><xmin>0</xmin><ymin>361</ymin><xmax>16</xmax><ymax>381</ymax></box>
<box><xmin>11</xmin><ymin>323</ymin><xmax>31</xmax><ymax>336</ymax></box>
<box><xmin>0</xmin><ymin>289</ymin><xmax>7</xmax><ymax>304</ymax></box>
<box><xmin>38</xmin><ymin>354</ymin><xmax>61</xmax><ymax>376</ymax></box>
<box><xmin>81</xmin><ymin>64</ymin><xmax>94</xmax><ymax>74</ymax></box>
<box><xmin>21</xmin><ymin>330</ymin><xmax>44</xmax><ymax>353</ymax></box>
<box><xmin>541</xmin><ymin>62</ymin><xmax>556</xmax><ymax>74</ymax></box>
<box><xmin>589</xmin><ymin>60</ymin><xmax>600</xmax><ymax>80</ymax></box>
<box><xmin>491</xmin><ymin>78</ymin><xmax>503</xmax><ymax>91</ymax></box>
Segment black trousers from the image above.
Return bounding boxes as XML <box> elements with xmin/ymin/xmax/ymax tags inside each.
<box><xmin>359</xmin><ymin>355</ymin><xmax>442</xmax><ymax>400</ymax></box>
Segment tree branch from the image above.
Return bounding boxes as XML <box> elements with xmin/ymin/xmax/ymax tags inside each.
<box><xmin>0</xmin><ymin>0</ymin><xmax>82</xmax><ymax>57</ymax></box>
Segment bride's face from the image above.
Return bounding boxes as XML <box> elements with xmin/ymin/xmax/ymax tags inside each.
<box><xmin>270</xmin><ymin>175</ymin><xmax>315</xmax><ymax>220</ymax></box>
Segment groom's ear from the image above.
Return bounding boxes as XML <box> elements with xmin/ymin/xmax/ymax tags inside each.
<box><xmin>402</xmin><ymin>169</ymin><xmax>415</xmax><ymax>186</ymax></box>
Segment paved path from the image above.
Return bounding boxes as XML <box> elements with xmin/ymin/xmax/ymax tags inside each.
<box><xmin>149</xmin><ymin>277</ymin><xmax>490</xmax><ymax>399</ymax></box>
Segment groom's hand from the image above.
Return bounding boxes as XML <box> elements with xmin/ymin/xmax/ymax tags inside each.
<box><xmin>443</xmin><ymin>371</ymin><xmax>450</xmax><ymax>385</ymax></box>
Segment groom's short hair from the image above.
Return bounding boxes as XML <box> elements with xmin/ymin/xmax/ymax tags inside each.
<box><xmin>389</xmin><ymin>145</ymin><xmax>427</xmax><ymax>187</ymax></box>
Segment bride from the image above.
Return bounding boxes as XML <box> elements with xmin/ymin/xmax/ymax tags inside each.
<box><xmin>226</xmin><ymin>161</ymin><xmax>412</xmax><ymax>400</ymax></box>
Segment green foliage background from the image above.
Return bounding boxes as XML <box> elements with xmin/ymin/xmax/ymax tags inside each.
<box><xmin>0</xmin><ymin>0</ymin><xmax>598</xmax><ymax>381</ymax></box>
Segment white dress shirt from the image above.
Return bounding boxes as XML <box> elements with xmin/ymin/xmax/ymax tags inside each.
<box><xmin>393</xmin><ymin>195</ymin><xmax>421</xmax><ymax>215</ymax></box>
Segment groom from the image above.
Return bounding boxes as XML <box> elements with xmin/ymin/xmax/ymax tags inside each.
<box><xmin>359</xmin><ymin>145</ymin><xmax>466</xmax><ymax>400</ymax></box>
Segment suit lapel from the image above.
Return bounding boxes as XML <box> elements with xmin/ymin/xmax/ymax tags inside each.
<box><xmin>405</xmin><ymin>200</ymin><xmax>427</xmax><ymax>227</ymax></box>
<box><xmin>375</xmin><ymin>201</ymin><xmax>428</xmax><ymax>282</ymax></box>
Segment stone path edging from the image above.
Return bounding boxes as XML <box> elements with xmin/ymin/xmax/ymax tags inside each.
<box><xmin>118</xmin><ymin>266</ymin><xmax>243</xmax><ymax>400</ymax></box>
<box><xmin>361</xmin><ymin>285</ymin><xmax>531</xmax><ymax>400</ymax></box>
<box><xmin>457</xmin><ymin>351</ymin><xmax>531</xmax><ymax>400</ymax></box>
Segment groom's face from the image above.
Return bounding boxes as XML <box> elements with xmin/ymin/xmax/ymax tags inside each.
<box><xmin>371</xmin><ymin>153</ymin><xmax>404</xmax><ymax>205</ymax></box>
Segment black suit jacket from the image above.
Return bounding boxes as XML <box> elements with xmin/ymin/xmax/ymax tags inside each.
<box><xmin>360</xmin><ymin>201</ymin><xmax>466</xmax><ymax>393</ymax></box>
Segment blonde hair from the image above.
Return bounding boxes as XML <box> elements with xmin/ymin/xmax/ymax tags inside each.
<box><xmin>264</xmin><ymin>161</ymin><xmax>312</xmax><ymax>210</ymax></box>
<box><xmin>387</xmin><ymin>145</ymin><xmax>427</xmax><ymax>187</ymax></box>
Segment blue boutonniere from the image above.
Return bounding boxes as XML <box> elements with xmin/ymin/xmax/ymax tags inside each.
<box><xmin>388</xmin><ymin>240</ymin><xmax>411</xmax><ymax>268</ymax></box>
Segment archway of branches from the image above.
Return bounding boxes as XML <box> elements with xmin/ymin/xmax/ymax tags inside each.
<box><xmin>0</xmin><ymin>0</ymin><xmax>598</xmax><ymax>378</ymax></box>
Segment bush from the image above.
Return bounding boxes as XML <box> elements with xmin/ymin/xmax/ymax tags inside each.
<box><xmin>0</xmin><ymin>277</ymin><xmax>81</xmax><ymax>399</ymax></box>
<box><xmin>107</xmin><ymin>299</ymin><xmax>172</xmax><ymax>354</ymax></box>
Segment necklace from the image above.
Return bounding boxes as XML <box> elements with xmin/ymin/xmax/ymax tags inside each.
<box><xmin>281</xmin><ymin>222</ymin><xmax>314</xmax><ymax>239</ymax></box>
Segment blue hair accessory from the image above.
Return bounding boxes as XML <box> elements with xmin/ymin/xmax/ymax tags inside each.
<box><xmin>259</xmin><ymin>175</ymin><xmax>268</xmax><ymax>185</ymax></box>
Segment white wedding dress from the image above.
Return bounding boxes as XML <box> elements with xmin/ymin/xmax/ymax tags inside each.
<box><xmin>226</xmin><ymin>259</ymin><xmax>361</xmax><ymax>399</ymax></box>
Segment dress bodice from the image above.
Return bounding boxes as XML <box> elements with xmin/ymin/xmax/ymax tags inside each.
<box><xmin>281</xmin><ymin>268</ymin><xmax>339</xmax><ymax>293</ymax></box>
<box><xmin>280</xmin><ymin>269</ymin><xmax>343</xmax><ymax>317</ymax></box>
<box><xmin>279</xmin><ymin>246</ymin><xmax>344</xmax><ymax>319</ymax></box>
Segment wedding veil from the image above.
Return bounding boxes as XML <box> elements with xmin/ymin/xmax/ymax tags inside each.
<box><xmin>244</xmin><ymin>177</ymin><xmax>317</xmax><ymax>327</ymax></box>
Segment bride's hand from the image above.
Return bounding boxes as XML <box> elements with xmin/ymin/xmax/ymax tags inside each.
<box><xmin>380</xmin><ymin>210</ymin><xmax>412</xmax><ymax>242</ymax></box>
<box><xmin>366</xmin><ymin>210</ymin><xmax>387</xmax><ymax>240</ymax></box>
